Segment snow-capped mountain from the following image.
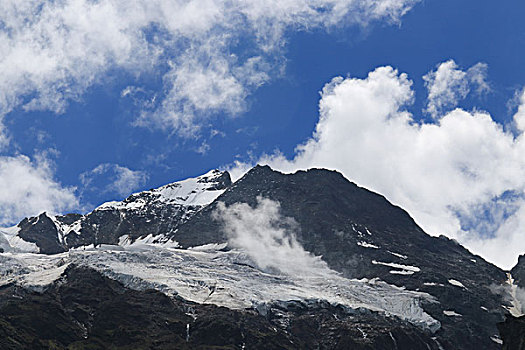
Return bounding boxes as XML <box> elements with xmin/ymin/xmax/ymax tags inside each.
<box><xmin>0</xmin><ymin>169</ymin><xmax>231</xmax><ymax>254</ymax></box>
<box><xmin>0</xmin><ymin>165</ymin><xmax>518</xmax><ymax>349</ymax></box>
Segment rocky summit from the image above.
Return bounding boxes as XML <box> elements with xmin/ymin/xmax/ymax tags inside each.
<box><xmin>0</xmin><ymin>165</ymin><xmax>523</xmax><ymax>349</ymax></box>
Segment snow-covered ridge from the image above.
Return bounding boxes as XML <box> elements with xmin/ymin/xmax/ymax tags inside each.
<box><xmin>97</xmin><ymin>169</ymin><xmax>229</xmax><ymax>211</ymax></box>
<box><xmin>48</xmin><ymin>215</ymin><xmax>82</xmax><ymax>245</ymax></box>
<box><xmin>0</xmin><ymin>169</ymin><xmax>230</xmax><ymax>253</ymax></box>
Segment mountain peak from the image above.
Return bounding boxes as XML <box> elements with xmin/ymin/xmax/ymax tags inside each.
<box><xmin>97</xmin><ymin>169</ymin><xmax>231</xmax><ymax>211</ymax></box>
<box><xmin>0</xmin><ymin>165</ymin><xmax>514</xmax><ymax>347</ymax></box>
<box><xmin>5</xmin><ymin>169</ymin><xmax>233</xmax><ymax>254</ymax></box>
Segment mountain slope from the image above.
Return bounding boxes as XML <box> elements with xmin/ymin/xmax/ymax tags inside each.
<box><xmin>171</xmin><ymin>165</ymin><xmax>508</xmax><ymax>348</ymax></box>
<box><xmin>1</xmin><ymin>169</ymin><xmax>231</xmax><ymax>254</ymax></box>
<box><xmin>0</xmin><ymin>165</ymin><xmax>513</xmax><ymax>348</ymax></box>
<box><xmin>0</xmin><ymin>265</ymin><xmax>446</xmax><ymax>350</ymax></box>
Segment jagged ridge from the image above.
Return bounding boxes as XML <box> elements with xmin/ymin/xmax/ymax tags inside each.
<box><xmin>0</xmin><ymin>165</ymin><xmax>515</xmax><ymax>348</ymax></box>
<box><xmin>0</xmin><ymin>169</ymin><xmax>231</xmax><ymax>254</ymax></box>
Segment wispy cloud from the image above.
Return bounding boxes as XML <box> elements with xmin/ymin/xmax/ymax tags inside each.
<box><xmin>0</xmin><ymin>0</ymin><xmax>419</xmax><ymax>138</ymax></box>
<box><xmin>80</xmin><ymin>163</ymin><xmax>148</xmax><ymax>197</ymax></box>
<box><xmin>423</xmin><ymin>60</ymin><xmax>489</xmax><ymax>118</ymax></box>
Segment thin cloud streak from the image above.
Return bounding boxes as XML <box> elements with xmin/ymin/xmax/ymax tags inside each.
<box><xmin>0</xmin><ymin>0</ymin><xmax>419</xmax><ymax>137</ymax></box>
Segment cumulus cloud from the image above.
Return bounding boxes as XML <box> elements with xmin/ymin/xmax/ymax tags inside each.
<box><xmin>0</xmin><ymin>0</ymin><xmax>418</xmax><ymax>137</ymax></box>
<box><xmin>0</xmin><ymin>154</ymin><xmax>78</xmax><ymax>226</ymax></box>
<box><xmin>423</xmin><ymin>60</ymin><xmax>489</xmax><ymax>118</ymax></box>
<box><xmin>80</xmin><ymin>163</ymin><xmax>148</xmax><ymax>197</ymax></box>
<box><xmin>228</xmin><ymin>63</ymin><xmax>525</xmax><ymax>269</ymax></box>
<box><xmin>213</xmin><ymin>196</ymin><xmax>332</xmax><ymax>276</ymax></box>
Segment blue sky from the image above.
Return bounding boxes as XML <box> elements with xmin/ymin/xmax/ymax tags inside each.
<box><xmin>1</xmin><ymin>0</ymin><xmax>525</xmax><ymax>268</ymax></box>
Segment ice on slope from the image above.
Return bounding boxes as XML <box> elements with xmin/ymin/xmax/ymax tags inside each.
<box><xmin>118</xmin><ymin>234</ymin><xmax>179</xmax><ymax>248</ymax></box>
<box><xmin>0</xmin><ymin>252</ymin><xmax>66</xmax><ymax>290</ymax></box>
<box><xmin>388</xmin><ymin>251</ymin><xmax>408</xmax><ymax>260</ymax></box>
<box><xmin>372</xmin><ymin>260</ymin><xmax>420</xmax><ymax>275</ymax></box>
<box><xmin>0</xmin><ymin>243</ymin><xmax>440</xmax><ymax>332</ymax></box>
<box><xmin>49</xmin><ymin>215</ymin><xmax>82</xmax><ymax>243</ymax></box>
<box><xmin>357</xmin><ymin>241</ymin><xmax>379</xmax><ymax>249</ymax></box>
<box><xmin>0</xmin><ymin>225</ymin><xmax>39</xmax><ymax>253</ymax></box>
<box><xmin>97</xmin><ymin>169</ymin><xmax>227</xmax><ymax>211</ymax></box>
<box><xmin>443</xmin><ymin>310</ymin><xmax>462</xmax><ymax>317</ymax></box>
<box><xmin>491</xmin><ymin>336</ymin><xmax>503</xmax><ymax>345</ymax></box>
<box><xmin>448</xmin><ymin>279</ymin><xmax>466</xmax><ymax>289</ymax></box>
<box><xmin>505</xmin><ymin>272</ymin><xmax>524</xmax><ymax>317</ymax></box>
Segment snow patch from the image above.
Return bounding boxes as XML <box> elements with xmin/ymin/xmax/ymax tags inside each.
<box><xmin>390</xmin><ymin>270</ymin><xmax>415</xmax><ymax>275</ymax></box>
<box><xmin>448</xmin><ymin>279</ymin><xmax>466</xmax><ymax>289</ymax></box>
<box><xmin>0</xmin><ymin>252</ymin><xmax>68</xmax><ymax>290</ymax></box>
<box><xmin>423</xmin><ymin>282</ymin><xmax>445</xmax><ymax>287</ymax></box>
<box><xmin>49</xmin><ymin>215</ymin><xmax>83</xmax><ymax>242</ymax></box>
<box><xmin>189</xmin><ymin>243</ymin><xmax>228</xmax><ymax>251</ymax></box>
<box><xmin>8</xmin><ymin>236</ymin><xmax>40</xmax><ymax>253</ymax></box>
<box><xmin>388</xmin><ymin>251</ymin><xmax>408</xmax><ymax>259</ymax></box>
<box><xmin>490</xmin><ymin>336</ymin><xmax>503</xmax><ymax>345</ymax></box>
<box><xmin>357</xmin><ymin>241</ymin><xmax>379</xmax><ymax>249</ymax></box>
<box><xmin>443</xmin><ymin>310</ymin><xmax>462</xmax><ymax>317</ymax></box>
<box><xmin>372</xmin><ymin>260</ymin><xmax>420</xmax><ymax>274</ymax></box>
<box><xmin>1</xmin><ymin>225</ymin><xmax>20</xmax><ymax>236</ymax></box>
<box><xmin>123</xmin><ymin>234</ymin><xmax>180</xmax><ymax>249</ymax></box>
<box><xmin>20</xmin><ymin>263</ymin><xmax>70</xmax><ymax>291</ymax></box>
<box><xmin>118</xmin><ymin>235</ymin><xmax>132</xmax><ymax>246</ymax></box>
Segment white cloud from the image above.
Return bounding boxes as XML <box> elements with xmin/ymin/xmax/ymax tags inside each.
<box><xmin>80</xmin><ymin>163</ymin><xmax>148</xmax><ymax>197</ymax></box>
<box><xmin>195</xmin><ymin>141</ymin><xmax>210</xmax><ymax>155</ymax></box>
<box><xmin>513</xmin><ymin>88</ymin><xmax>525</xmax><ymax>132</ymax></box>
<box><xmin>423</xmin><ymin>60</ymin><xmax>489</xmax><ymax>118</ymax></box>
<box><xmin>213</xmin><ymin>196</ymin><xmax>332</xmax><ymax>276</ymax></box>
<box><xmin>0</xmin><ymin>0</ymin><xmax>419</xmax><ymax>136</ymax></box>
<box><xmin>229</xmin><ymin>64</ymin><xmax>525</xmax><ymax>269</ymax></box>
<box><xmin>0</xmin><ymin>120</ymin><xmax>9</xmax><ymax>150</ymax></box>
<box><xmin>0</xmin><ymin>154</ymin><xmax>78</xmax><ymax>226</ymax></box>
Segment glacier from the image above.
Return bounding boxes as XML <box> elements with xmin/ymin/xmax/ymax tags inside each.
<box><xmin>0</xmin><ymin>241</ymin><xmax>440</xmax><ymax>333</ymax></box>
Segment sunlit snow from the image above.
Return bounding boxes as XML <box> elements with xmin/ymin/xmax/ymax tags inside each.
<box><xmin>0</xmin><ymin>243</ymin><xmax>440</xmax><ymax>332</ymax></box>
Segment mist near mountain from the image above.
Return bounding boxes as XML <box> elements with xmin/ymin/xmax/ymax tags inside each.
<box><xmin>214</xmin><ymin>196</ymin><xmax>332</xmax><ymax>277</ymax></box>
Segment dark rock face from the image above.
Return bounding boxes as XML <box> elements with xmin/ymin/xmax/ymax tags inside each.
<box><xmin>512</xmin><ymin>254</ymin><xmax>525</xmax><ymax>286</ymax></box>
<box><xmin>4</xmin><ymin>165</ymin><xmax>512</xmax><ymax>348</ymax></box>
<box><xmin>18</xmin><ymin>213</ymin><xmax>65</xmax><ymax>254</ymax></box>
<box><xmin>498</xmin><ymin>315</ymin><xmax>525</xmax><ymax>350</ymax></box>
<box><xmin>264</xmin><ymin>299</ymin><xmax>440</xmax><ymax>349</ymax></box>
<box><xmin>0</xmin><ymin>266</ymin><xmax>440</xmax><ymax>350</ymax></box>
<box><xmin>173</xmin><ymin>165</ymin><xmax>507</xmax><ymax>348</ymax></box>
